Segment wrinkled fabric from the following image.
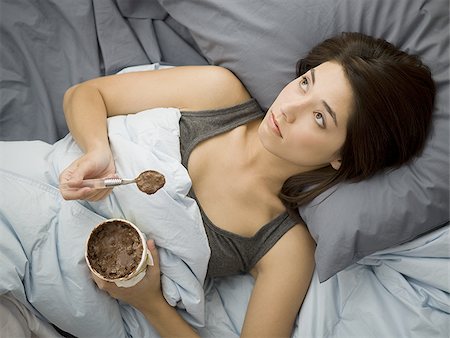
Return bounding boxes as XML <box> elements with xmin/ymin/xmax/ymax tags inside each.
<box><xmin>0</xmin><ymin>107</ymin><xmax>210</xmax><ymax>337</ymax></box>
<box><xmin>198</xmin><ymin>224</ymin><xmax>450</xmax><ymax>337</ymax></box>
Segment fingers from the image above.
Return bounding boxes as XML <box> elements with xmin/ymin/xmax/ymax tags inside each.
<box><xmin>59</xmin><ymin>182</ymin><xmax>88</xmax><ymax>201</ymax></box>
<box><xmin>60</xmin><ymin>183</ymin><xmax>113</xmax><ymax>201</ymax></box>
<box><xmin>78</xmin><ymin>187</ymin><xmax>113</xmax><ymax>201</ymax></box>
<box><xmin>59</xmin><ymin>152</ymin><xmax>116</xmax><ymax>201</ymax></box>
<box><xmin>147</xmin><ymin>239</ymin><xmax>159</xmax><ymax>267</ymax></box>
<box><xmin>91</xmin><ymin>273</ymin><xmax>107</xmax><ymax>290</ymax></box>
<box><xmin>90</xmin><ymin>239</ymin><xmax>162</xmax><ymax>307</ymax></box>
<box><xmin>91</xmin><ymin>273</ymin><xmax>121</xmax><ymax>298</ymax></box>
<box><xmin>91</xmin><ymin>240</ymin><xmax>160</xmax><ymax>287</ymax></box>
<box><xmin>59</xmin><ymin>159</ymin><xmax>88</xmax><ymax>199</ymax></box>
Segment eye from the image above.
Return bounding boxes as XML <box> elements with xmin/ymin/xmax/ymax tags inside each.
<box><xmin>299</xmin><ymin>76</ymin><xmax>309</xmax><ymax>91</ymax></box>
<box><xmin>314</xmin><ymin>112</ymin><xmax>326</xmax><ymax>128</ymax></box>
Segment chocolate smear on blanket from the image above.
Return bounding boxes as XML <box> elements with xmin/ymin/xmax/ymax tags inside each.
<box><xmin>87</xmin><ymin>220</ymin><xmax>143</xmax><ymax>279</ymax></box>
<box><xmin>136</xmin><ymin>170</ymin><xmax>165</xmax><ymax>195</ymax></box>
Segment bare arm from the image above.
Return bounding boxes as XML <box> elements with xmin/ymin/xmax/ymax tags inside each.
<box><xmin>242</xmin><ymin>224</ymin><xmax>315</xmax><ymax>337</ymax></box>
<box><xmin>63</xmin><ymin>65</ymin><xmax>250</xmax><ymax>152</ymax></box>
<box><xmin>94</xmin><ymin>227</ymin><xmax>314</xmax><ymax>337</ymax></box>
<box><xmin>60</xmin><ymin>65</ymin><xmax>250</xmax><ymax>200</ymax></box>
<box><xmin>139</xmin><ymin>297</ymin><xmax>199</xmax><ymax>338</ymax></box>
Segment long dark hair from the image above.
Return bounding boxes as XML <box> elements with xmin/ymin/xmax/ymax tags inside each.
<box><xmin>280</xmin><ymin>32</ymin><xmax>436</xmax><ymax>220</ymax></box>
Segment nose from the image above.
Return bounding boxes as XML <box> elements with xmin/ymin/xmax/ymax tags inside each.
<box><xmin>281</xmin><ymin>99</ymin><xmax>308</xmax><ymax>123</ymax></box>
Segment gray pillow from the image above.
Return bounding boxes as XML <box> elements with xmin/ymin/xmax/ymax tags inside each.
<box><xmin>157</xmin><ymin>0</ymin><xmax>450</xmax><ymax>281</ymax></box>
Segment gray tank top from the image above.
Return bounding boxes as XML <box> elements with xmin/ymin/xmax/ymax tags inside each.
<box><xmin>180</xmin><ymin>99</ymin><xmax>296</xmax><ymax>277</ymax></box>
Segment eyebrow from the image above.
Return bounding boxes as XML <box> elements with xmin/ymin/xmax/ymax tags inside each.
<box><xmin>311</xmin><ymin>68</ymin><xmax>316</xmax><ymax>84</ymax></box>
<box><xmin>322</xmin><ymin>100</ymin><xmax>338</xmax><ymax>127</ymax></box>
<box><xmin>310</xmin><ymin>68</ymin><xmax>338</xmax><ymax>127</ymax></box>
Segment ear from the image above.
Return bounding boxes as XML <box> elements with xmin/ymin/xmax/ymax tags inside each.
<box><xmin>330</xmin><ymin>158</ymin><xmax>342</xmax><ymax>171</ymax></box>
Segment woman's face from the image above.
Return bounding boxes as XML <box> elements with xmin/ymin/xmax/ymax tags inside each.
<box><xmin>259</xmin><ymin>61</ymin><xmax>354</xmax><ymax>170</ymax></box>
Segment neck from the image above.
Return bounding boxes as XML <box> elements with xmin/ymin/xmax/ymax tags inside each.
<box><xmin>238</xmin><ymin>120</ymin><xmax>318</xmax><ymax>194</ymax></box>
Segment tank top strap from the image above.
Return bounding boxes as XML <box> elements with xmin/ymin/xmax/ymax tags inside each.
<box><xmin>179</xmin><ymin>99</ymin><xmax>263</xmax><ymax>168</ymax></box>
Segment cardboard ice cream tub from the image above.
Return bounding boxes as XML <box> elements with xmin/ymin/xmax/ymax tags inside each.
<box><xmin>85</xmin><ymin>219</ymin><xmax>154</xmax><ymax>288</ymax></box>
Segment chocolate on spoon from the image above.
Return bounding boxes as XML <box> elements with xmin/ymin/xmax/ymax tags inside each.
<box><xmin>59</xmin><ymin>170</ymin><xmax>166</xmax><ymax>195</ymax></box>
<box><xmin>135</xmin><ymin>170</ymin><xmax>166</xmax><ymax>195</ymax></box>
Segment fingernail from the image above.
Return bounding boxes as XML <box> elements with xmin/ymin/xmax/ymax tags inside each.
<box><xmin>148</xmin><ymin>239</ymin><xmax>155</xmax><ymax>250</ymax></box>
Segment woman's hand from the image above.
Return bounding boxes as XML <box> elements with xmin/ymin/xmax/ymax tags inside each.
<box><xmin>59</xmin><ymin>147</ymin><xmax>116</xmax><ymax>201</ymax></box>
<box><xmin>92</xmin><ymin>240</ymin><xmax>199</xmax><ymax>337</ymax></box>
<box><xmin>91</xmin><ymin>239</ymin><xmax>164</xmax><ymax>314</ymax></box>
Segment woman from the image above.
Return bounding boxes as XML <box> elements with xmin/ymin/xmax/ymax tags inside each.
<box><xmin>60</xmin><ymin>32</ymin><xmax>435</xmax><ymax>337</ymax></box>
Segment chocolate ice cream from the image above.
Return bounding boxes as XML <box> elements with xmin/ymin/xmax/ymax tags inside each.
<box><xmin>135</xmin><ymin>170</ymin><xmax>165</xmax><ymax>195</ymax></box>
<box><xmin>87</xmin><ymin>220</ymin><xmax>143</xmax><ymax>279</ymax></box>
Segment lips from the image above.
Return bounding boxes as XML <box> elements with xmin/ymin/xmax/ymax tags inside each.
<box><xmin>269</xmin><ymin>112</ymin><xmax>282</xmax><ymax>138</ymax></box>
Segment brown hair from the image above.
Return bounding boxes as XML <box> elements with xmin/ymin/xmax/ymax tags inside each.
<box><xmin>280</xmin><ymin>32</ymin><xmax>435</xmax><ymax>220</ymax></box>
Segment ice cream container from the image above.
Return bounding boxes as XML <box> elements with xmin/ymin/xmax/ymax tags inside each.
<box><xmin>85</xmin><ymin>218</ymin><xmax>154</xmax><ymax>288</ymax></box>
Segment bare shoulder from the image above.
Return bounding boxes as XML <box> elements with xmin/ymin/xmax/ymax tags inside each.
<box><xmin>242</xmin><ymin>224</ymin><xmax>315</xmax><ymax>337</ymax></box>
<box><xmin>251</xmin><ymin>223</ymin><xmax>315</xmax><ymax>300</ymax></box>
<box><xmin>175</xmin><ymin>65</ymin><xmax>252</xmax><ymax>111</ymax></box>
<box><xmin>256</xmin><ymin>223</ymin><xmax>315</xmax><ymax>275</ymax></box>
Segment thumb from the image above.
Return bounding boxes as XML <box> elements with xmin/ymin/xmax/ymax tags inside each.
<box><xmin>147</xmin><ymin>239</ymin><xmax>159</xmax><ymax>268</ymax></box>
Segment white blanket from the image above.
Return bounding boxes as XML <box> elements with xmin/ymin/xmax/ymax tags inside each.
<box><xmin>0</xmin><ymin>108</ymin><xmax>210</xmax><ymax>336</ymax></box>
<box><xmin>1</xmin><ymin>105</ymin><xmax>448</xmax><ymax>337</ymax></box>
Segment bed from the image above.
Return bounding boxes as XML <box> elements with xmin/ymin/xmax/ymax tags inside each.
<box><xmin>0</xmin><ymin>0</ymin><xmax>449</xmax><ymax>337</ymax></box>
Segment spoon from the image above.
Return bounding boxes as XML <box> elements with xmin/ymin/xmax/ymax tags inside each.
<box><xmin>59</xmin><ymin>170</ymin><xmax>165</xmax><ymax>195</ymax></box>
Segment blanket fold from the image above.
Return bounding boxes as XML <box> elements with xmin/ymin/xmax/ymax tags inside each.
<box><xmin>0</xmin><ymin>107</ymin><xmax>210</xmax><ymax>337</ymax></box>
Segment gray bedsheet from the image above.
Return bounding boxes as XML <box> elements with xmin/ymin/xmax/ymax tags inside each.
<box><xmin>0</xmin><ymin>0</ymin><xmax>207</xmax><ymax>143</ymax></box>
